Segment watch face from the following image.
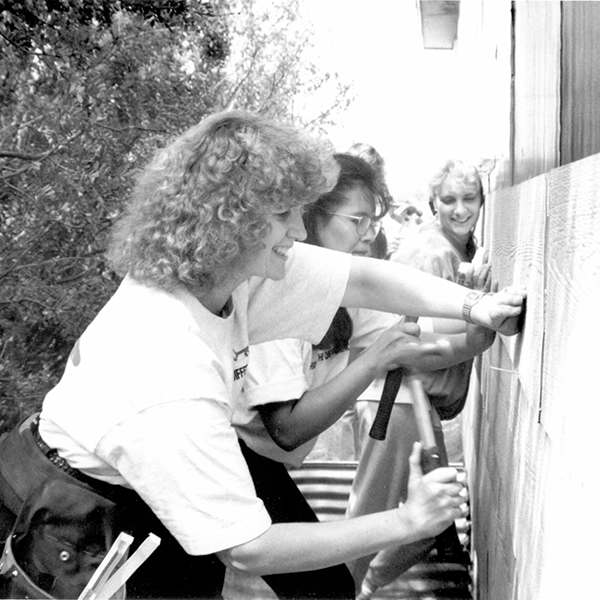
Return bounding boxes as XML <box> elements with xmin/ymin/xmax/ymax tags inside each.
<box><xmin>462</xmin><ymin>290</ymin><xmax>484</xmax><ymax>323</ymax></box>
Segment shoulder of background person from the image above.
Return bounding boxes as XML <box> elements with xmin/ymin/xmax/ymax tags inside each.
<box><xmin>390</xmin><ymin>220</ymin><xmax>452</xmax><ymax>263</ymax></box>
<box><xmin>390</xmin><ymin>221</ymin><xmax>461</xmax><ymax>280</ymax></box>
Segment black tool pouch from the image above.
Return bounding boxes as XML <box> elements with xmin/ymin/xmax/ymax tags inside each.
<box><xmin>0</xmin><ymin>415</ymin><xmax>129</xmax><ymax>599</ymax></box>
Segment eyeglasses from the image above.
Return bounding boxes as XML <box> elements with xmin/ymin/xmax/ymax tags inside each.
<box><xmin>325</xmin><ymin>212</ymin><xmax>382</xmax><ymax>236</ymax></box>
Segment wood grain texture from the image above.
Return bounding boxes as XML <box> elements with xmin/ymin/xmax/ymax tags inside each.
<box><xmin>454</xmin><ymin>3</ymin><xmax>600</xmax><ymax>598</ymax></box>
<box><xmin>536</xmin><ymin>154</ymin><xmax>600</xmax><ymax>598</ymax></box>
<box><xmin>543</xmin><ymin>153</ymin><xmax>600</xmax><ymax>443</ymax></box>
<box><xmin>484</xmin><ymin>175</ymin><xmax>546</xmax><ymax>411</ymax></box>
<box><xmin>466</xmin><ymin>152</ymin><xmax>600</xmax><ymax>599</ymax></box>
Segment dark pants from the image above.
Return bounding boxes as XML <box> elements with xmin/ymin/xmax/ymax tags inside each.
<box><xmin>122</xmin><ymin>507</ymin><xmax>225</xmax><ymax>599</ymax></box>
<box><xmin>0</xmin><ymin>415</ymin><xmax>225</xmax><ymax>599</ymax></box>
<box><xmin>239</xmin><ymin>439</ymin><xmax>355</xmax><ymax>600</ymax></box>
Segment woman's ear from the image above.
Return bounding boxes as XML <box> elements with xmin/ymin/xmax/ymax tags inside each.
<box><xmin>428</xmin><ymin>196</ymin><xmax>437</xmax><ymax>215</ymax></box>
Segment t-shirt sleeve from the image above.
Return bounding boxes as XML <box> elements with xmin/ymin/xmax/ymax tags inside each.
<box><xmin>96</xmin><ymin>400</ymin><xmax>271</xmax><ymax>556</ymax></box>
<box><xmin>243</xmin><ymin>339</ymin><xmax>311</xmax><ymax>408</ymax></box>
<box><xmin>247</xmin><ymin>243</ymin><xmax>351</xmax><ymax>345</ymax></box>
<box><xmin>348</xmin><ymin>308</ymin><xmax>400</xmax><ymax>350</ymax></box>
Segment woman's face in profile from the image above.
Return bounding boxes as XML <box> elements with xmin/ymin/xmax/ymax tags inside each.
<box><xmin>242</xmin><ymin>205</ymin><xmax>307</xmax><ymax>282</ymax></box>
<box><xmin>433</xmin><ymin>175</ymin><xmax>483</xmax><ymax>244</ymax></box>
<box><xmin>316</xmin><ymin>187</ymin><xmax>379</xmax><ymax>255</ymax></box>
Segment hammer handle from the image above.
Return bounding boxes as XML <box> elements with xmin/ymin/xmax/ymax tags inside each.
<box><xmin>369</xmin><ymin>316</ymin><xmax>418</xmax><ymax>441</ymax></box>
<box><xmin>410</xmin><ymin>376</ymin><xmax>466</xmax><ymax>563</ymax></box>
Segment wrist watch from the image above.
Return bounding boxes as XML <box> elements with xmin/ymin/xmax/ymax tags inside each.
<box><xmin>462</xmin><ymin>290</ymin><xmax>485</xmax><ymax>324</ymax></box>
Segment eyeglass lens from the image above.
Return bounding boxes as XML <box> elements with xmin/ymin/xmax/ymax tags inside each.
<box><xmin>358</xmin><ymin>216</ymin><xmax>381</xmax><ymax>235</ymax></box>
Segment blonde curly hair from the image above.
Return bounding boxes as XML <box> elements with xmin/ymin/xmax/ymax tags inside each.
<box><xmin>108</xmin><ymin>110</ymin><xmax>337</xmax><ymax>291</ymax></box>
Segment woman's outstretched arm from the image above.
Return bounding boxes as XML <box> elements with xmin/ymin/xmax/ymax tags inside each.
<box><xmin>342</xmin><ymin>255</ymin><xmax>526</xmax><ymax>336</ymax></box>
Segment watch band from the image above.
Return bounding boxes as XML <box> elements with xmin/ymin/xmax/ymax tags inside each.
<box><xmin>462</xmin><ymin>290</ymin><xmax>485</xmax><ymax>324</ymax></box>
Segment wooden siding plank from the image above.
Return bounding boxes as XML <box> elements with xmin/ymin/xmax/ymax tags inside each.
<box><xmin>536</xmin><ymin>153</ymin><xmax>600</xmax><ymax>598</ymax></box>
<box><xmin>484</xmin><ymin>176</ymin><xmax>546</xmax><ymax>410</ymax></box>
<box><xmin>467</xmin><ymin>152</ymin><xmax>600</xmax><ymax>599</ymax></box>
<box><xmin>542</xmin><ymin>153</ymin><xmax>600</xmax><ymax>442</ymax></box>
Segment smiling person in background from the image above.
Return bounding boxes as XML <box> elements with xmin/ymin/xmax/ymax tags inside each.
<box><xmin>395</xmin><ymin>159</ymin><xmax>486</xmax><ymax>284</ymax></box>
<box><xmin>393</xmin><ymin>158</ymin><xmax>490</xmax><ymax>453</ymax></box>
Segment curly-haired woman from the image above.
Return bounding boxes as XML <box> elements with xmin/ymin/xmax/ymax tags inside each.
<box><xmin>0</xmin><ymin>112</ymin><xmax>525</xmax><ymax>600</ymax></box>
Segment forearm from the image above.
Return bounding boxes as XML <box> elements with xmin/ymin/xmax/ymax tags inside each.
<box><xmin>419</xmin><ymin>327</ymin><xmax>495</xmax><ymax>371</ymax></box>
<box><xmin>343</xmin><ymin>256</ymin><xmax>526</xmax><ymax>335</ymax></box>
<box><xmin>343</xmin><ymin>257</ymin><xmax>467</xmax><ymax>320</ymax></box>
<box><xmin>220</xmin><ymin>444</ymin><xmax>465</xmax><ymax>577</ymax></box>
<box><xmin>262</xmin><ymin>356</ymin><xmax>380</xmax><ymax>449</ymax></box>
<box><xmin>219</xmin><ymin>506</ymin><xmax>421</xmax><ymax>576</ymax></box>
<box><xmin>429</xmin><ymin>317</ymin><xmax>466</xmax><ymax>335</ymax></box>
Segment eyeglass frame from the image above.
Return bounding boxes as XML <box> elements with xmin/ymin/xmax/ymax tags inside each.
<box><xmin>323</xmin><ymin>211</ymin><xmax>382</xmax><ymax>236</ymax></box>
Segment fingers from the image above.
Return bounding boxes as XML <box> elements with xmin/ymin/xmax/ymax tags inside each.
<box><xmin>373</xmin><ymin>324</ymin><xmax>445</xmax><ymax>372</ymax></box>
<box><xmin>389</xmin><ymin>340</ymin><xmax>446</xmax><ymax>370</ymax></box>
<box><xmin>482</xmin><ymin>269</ymin><xmax>493</xmax><ymax>293</ymax></box>
<box><xmin>457</xmin><ymin>262</ymin><xmax>473</xmax><ymax>287</ymax></box>
<box><xmin>429</xmin><ymin>474</ymin><xmax>466</xmax><ymax>515</ymax></box>
<box><xmin>402</xmin><ymin>460</ymin><xmax>468</xmax><ymax>539</ymax></box>
<box><xmin>398</xmin><ymin>321</ymin><xmax>421</xmax><ymax>336</ymax></box>
<box><xmin>412</xmin><ymin>341</ymin><xmax>447</xmax><ymax>356</ymax></box>
<box><xmin>496</xmin><ymin>316</ymin><xmax>522</xmax><ymax>336</ymax></box>
<box><xmin>470</xmin><ymin>284</ymin><xmax>527</xmax><ymax>332</ymax></box>
<box><xmin>493</xmin><ymin>287</ymin><xmax>527</xmax><ymax>336</ymax></box>
<box><xmin>500</xmin><ymin>285</ymin><xmax>527</xmax><ymax>303</ymax></box>
<box><xmin>476</xmin><ymin>247</ymin><xmax>490</xmax><ymax>266</ymax></box>
<box><xmin>473</xmin><ymin>263</ymin><xmax>492</xmax><ymax>292</ymax></box>
<box><xmin>424</xmin><ymin>466</ymin><xmax>459</xmax><ymax>484</ymax></box>
<box><xmin>408</xmin><ymin>441</ymin><xmax>423</xmax><ymax>479</ymax></box>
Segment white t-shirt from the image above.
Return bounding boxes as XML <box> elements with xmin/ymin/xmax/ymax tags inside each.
<box><xmin>39</xmin><ymin>243</ymin><xmax>350</xmax><ymax>555</ymax></box>
<box><xmin>233</xmin><ymin>308</ymin><xmax>400</xmax><ymax>467</ymax></box>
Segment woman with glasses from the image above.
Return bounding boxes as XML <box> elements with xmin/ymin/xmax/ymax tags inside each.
<box><xmin>346</xmin><ymin>142</ymin><xmax>423</xmax><ymax>257</ymax></box>
<box><xmin>228</xmin><ymin>153</ymin><xmax>498</xmax><ymax>600</ymax></box>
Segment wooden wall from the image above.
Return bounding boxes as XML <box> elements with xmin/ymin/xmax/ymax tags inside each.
<box><xmin>458</xmin><ymin>1</ymin><xmax>600</xmax><ymax>188</ymax></box>
<box><xmin>463</xmin><ymin>151</ymin><xmax>600</xmax><ymax>599</ymax></box>
<box><xmin>560</xmin><ymin>1</ymin><xmax>600</xmax><ymax>165</ymax></box>
<box><xmin>447</xmin><ymin>2</ymin><xmax>600</xmax><ymax>596</ymax></box>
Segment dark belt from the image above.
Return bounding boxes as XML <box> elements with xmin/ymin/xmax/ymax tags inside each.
<box><xmin>30</xmin><ymin>416</ymin><xmax>92</xmax><ymax>484</ymax></box>
<box><xmin>29</xmin><ymin>417</ymin><xmax>137</xmax><ymax>505</ymax></box>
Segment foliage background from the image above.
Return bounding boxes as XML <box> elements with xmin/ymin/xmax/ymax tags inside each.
<box><xmin>0</xmin><ymin>0</ymin><xmax>352</xmax><ymax>433</ymax></box>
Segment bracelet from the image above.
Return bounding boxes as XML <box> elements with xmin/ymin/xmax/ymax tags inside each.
<box><xmin>462</xmin><ymin>290</ymin><xmax>486</xmax><ymax>324</ymax></box>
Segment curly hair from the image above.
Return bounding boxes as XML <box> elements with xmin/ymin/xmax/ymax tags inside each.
<box><xmin>107</xmin><ymin>110</ymin><xmax>337</xmax><ymax>291</ymax></box>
